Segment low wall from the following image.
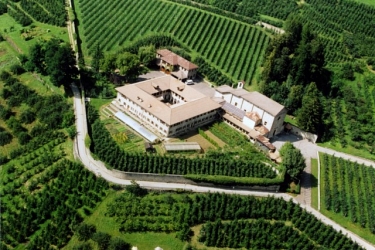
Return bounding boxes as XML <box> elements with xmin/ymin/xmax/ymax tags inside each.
<box><xmin>110</xmin><ymin>170</ymin><xmax>280</xmax><ymax>192</ymax></box>
<box><xmin>111</xmin><ymin>170</ymin><xmax>196</xmax><ymax>184</ymax></box>
<box><xmin>289</xmin><ymin>125</ymin><xmax>318</xmax><ymax>143</ymax></box>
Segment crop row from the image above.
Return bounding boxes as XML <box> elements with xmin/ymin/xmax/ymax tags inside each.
<box><xmin>77</xmin><ymin>0</ymin><xmax>270</xmax><ymax>84</ymax></box>
<box><xmin>321</xmin><ymin>154</ymin><xmax>375</xmax><ymax>233</ymax></box>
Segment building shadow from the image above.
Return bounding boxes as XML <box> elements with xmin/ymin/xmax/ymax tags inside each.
<box><xmin>270</xmin><ymin>132</ymin><xmax>303</xmax><ymax>144</ymax></box>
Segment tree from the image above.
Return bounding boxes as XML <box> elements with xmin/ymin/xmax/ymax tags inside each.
<box><xmin>138</xmin><ymin>45</ymin><xmax>156</xmax><ymax>67</ymax></box>
<box><xmin>20</xmin><ymin>109</ymin><xmax>35</xmax><ymax>124</ymax></box>
<box><xmin>116</xmin><ymin>52</ymin><xmax>145</xmax><ymax>82</ymax></box>
<box><xmin>108</xmin><ymin>237</ymin><xmax>130</xmax><ymax>250</ymax></box>
<box><xmin>66</xmin><ymin>125</ymin><xmax>77</xmax><ymax>139</ymax></box>
<box><xmin>125</xmin><ymin>180</ymin><xmax>147</xmax><ymax>196</ymax></box>
<box><xmin>9</xmin><ymin>64</ymin><xmax>25</xmax><ymax>75</ymax></box>
<box><xmin>279</xmin><ymin>142</ymin><xmax>306</xmax><ymax>180</ymax></box>
<box><xmin>27</xmin><ymin>43</ymin><xmax>45</xmax><ymax>73</ymax></box>
<box><xmin>0</xmin><ymin>2</ymin><xmax>7</xmax><ymax>15</ymax></box>
<box><xmin>101</xmin><ymin>53</ymin><xmax>117</xmax><ymax>73</ymax></box>
<box><xmin>75</xmin><ymin>223</ymin><xmax>96</xmax><ymax>241</ymax></box>
<box><xmin>296</xmin><ymin>82</ymin><xmax>323</xmax><ymax>134</ymax></box>
<box><xmin>92</xmin><ymin>232</ymin><xmax>111</xmax><ymax>250</ymax></box>
<box><xmin>91</xmin><ymin>43</ymin><xmax>104</xmax><ymax>73</ymax></box>
<box><xmin>47</xmin><ymin>44</ymin><xmax>78</xmax><ymax>86</ymax></box>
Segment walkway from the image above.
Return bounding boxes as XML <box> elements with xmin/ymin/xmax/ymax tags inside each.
<box><xmin>70</xmin><ymin>83</ymin><xmax>374</xmax><ymax>249</ymax></box>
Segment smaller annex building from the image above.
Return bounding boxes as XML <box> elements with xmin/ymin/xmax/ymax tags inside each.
<box><xmin>116</xmin><ymin>75</ymin><xmax>221</xmax><ymax>137</ymax></box>
<box><xmin>214</xmin><ymin>85</ymin><xmax>287</xmax><ymax>139</ymax></box>
<box><xmin>156</xmin><ymin>49</ymin><xmax>198</xmax><ymax>80</ymax></box>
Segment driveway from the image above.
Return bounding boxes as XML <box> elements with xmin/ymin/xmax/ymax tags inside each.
<box><xmin>271</xmin><ymin>133</ymin><xmax>375</xmax><ymax>168</ymax></box>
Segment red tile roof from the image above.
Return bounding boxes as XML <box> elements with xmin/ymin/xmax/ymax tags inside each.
<box><xmin>157</xmin><ymin>49</ymin><xmax>198</xmax><ymax>70</ymax></box>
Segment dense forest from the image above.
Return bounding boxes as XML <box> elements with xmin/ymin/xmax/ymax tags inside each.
<box><xmin>106</xmin><ymin>192</ymin><xmax>362</xmax><ymax>249</ymax></box>
<box><xmin>260</xmin><ymin>14</ymin><xmax>375</xmax><ymax>154</ymax></box>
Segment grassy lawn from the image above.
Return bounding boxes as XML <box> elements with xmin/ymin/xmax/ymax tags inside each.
<box><xmin>0</xmin><ymin>14</ymin><xmax>69</xmax><ymax>54</ymax></box>
<box><xmin>89</xmin><ymin>98</ymin><xmax>113</xmax><ymax>111</ymax></box>
<box><xmin>318</xmin><ymin>152</ymin><xmax>375</xmax><ymax>244</ymax></box>
<box><xmin>63</xmin><ymin>191</ymin><xmax>187</xmax><ymax>250</ymax></box>
<box><xmin>352</xmin><ymin>0</ymin><xmax>375</xmax><ymax>6</ymax></box>
<box><xmin>0</xmin><ymin>41</ymin><xmax>18</xmax><ymax>70</ymax></box>
<box><xmin>284</xmin><ymin>115</ymin><xmax>298</xmax><ymax>127</ymax></box>
<box><xmin>310</xmin><ymin>158</ymin><xmax>319</xmax><ymax>210</ymax></box>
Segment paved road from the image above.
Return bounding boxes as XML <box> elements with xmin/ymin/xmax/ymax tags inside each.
<box><xmin>272</xmin><ymin>133</ymin><xmax>375</xmax><ymax>168</ymax></box>
<box><xmin>71</xmin><ymin>84</ymin><xmax>374</xmax><ymax>249</ymax></box>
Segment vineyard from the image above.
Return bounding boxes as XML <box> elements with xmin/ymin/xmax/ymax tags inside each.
<box><xmin>104</xmin><ymin>192</ymin><xmax>362</xmax><ymax>249</ymax></box>
<box><xmin>76</xmin><ymin>0</ymin><xmax>270</xmax><ymax>84</ymax></box>
<box><xmin>320</xmin><ymin>153</ymin><xmax>375</xmax><ymax>242</ymax></box>
<box><xmin>179</xmin><ymin>0</ymin><xmax>375</xmax><ymax>62</ymax></box>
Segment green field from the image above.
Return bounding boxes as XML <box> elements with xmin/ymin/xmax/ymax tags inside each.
<box><xmin>353</xmin><ymin>0</ymin><xmax>375</xmax><ymax>7</ymax></box>
<box><xmin>0</xmin><ymin>14</ymin><xmax>69</xmax><ymax>54</ymax></box>
<box><xmin>319</xmin><ymin>153</ymin><xmax>375</xmax><ymax>244</ymax></box>
<box><xmin>75</xmin><ymin>0</ymin><xmax>270</xmax><ymax>84</ymax></box>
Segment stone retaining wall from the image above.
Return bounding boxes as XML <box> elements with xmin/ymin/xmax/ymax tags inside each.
<box><xmin>111</xmin><ymin>170</ymin><xmax>280</xmax><ymax>192</ymax></box>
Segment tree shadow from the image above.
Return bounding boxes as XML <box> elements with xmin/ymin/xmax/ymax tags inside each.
<box><xmin>301</xmin><ymin>171</ymin><xmax>318</xmax><ymax>189</ymax></box>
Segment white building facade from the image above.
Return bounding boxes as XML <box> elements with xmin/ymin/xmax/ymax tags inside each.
<box><xmin>214</xmin><ymin>85</ymin><xmax>287</xmax><ymax>138</ymax></box>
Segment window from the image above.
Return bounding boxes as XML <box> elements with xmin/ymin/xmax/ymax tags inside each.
<box><xmin>278</xmin><ymin>116</ymin><xmax>280</xmax><ymax>120</ymax></box>
<box><xmin>264</xmin><ymin>121</ymin><xmax>267</xmax><ymax>125</ymax></box>
<box><xmin>235</xmin><ymin>102</ymin><xmax>238</xmax><ymax>106</ymax></box>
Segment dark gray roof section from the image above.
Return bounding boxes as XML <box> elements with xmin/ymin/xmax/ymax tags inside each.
<box><xmin>221</xmin><ymin>102</ymin><xmax>245</xmax><ymax>120</ymax></box>
<box><xmin>242</xmin><ymin>91</ymin><xmax>286</xmax><ymax>116</ymax></box>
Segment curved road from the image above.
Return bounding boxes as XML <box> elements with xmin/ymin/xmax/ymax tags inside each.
<box><xmin>70</xmin><ymin>84</ymin><xmax>374</xmax><ymax>250</ymax></box>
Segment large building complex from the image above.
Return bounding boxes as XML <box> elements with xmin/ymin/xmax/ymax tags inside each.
<box><xmin>115</xmin><ymin>75</ymin><xmax>286</xmax><ymax>149</ymax></box>
<box><xmin>116</xmin><ymin>75</ymin><xmax>221</xmax><ymax>137</ymax></box>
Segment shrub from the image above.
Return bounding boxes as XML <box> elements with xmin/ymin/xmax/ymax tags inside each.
<box><xmin>0</xmin><ymin>131</ymin><xmax>12</xmax><ymax>146</ymax></box>
<box><xmin>0</xmin><ymin>70</ymin><xmax>11</xmax><ymax>81</ymax></box>
<box><xmin>20</xmin><ymin>109</ymin><xmax>35</xmax><ymax>124</ymax></box>
<box><xmin>75</xmin><ymin>223</ymin><xmax>96</xmax><ymax>241</ymax></box>
<box><xmin>18</xmin><ymin>132</ymin><xmax>30</xmax><ymax>145</ymax></box>
<box><xmin>92</xmin><ymin>232</ymin><xmax>111</xmax><ymax>250</ymax></box>
<box><xmin>9</xmin><ymin>64</ymin><xmax>25</xmax><ymax>75</ymax></box>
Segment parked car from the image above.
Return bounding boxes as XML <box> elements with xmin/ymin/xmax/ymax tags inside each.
<box><xmin>185</xmin><ymin>79</ymin><xmax>194</xmax><ymax>85</ymax></box>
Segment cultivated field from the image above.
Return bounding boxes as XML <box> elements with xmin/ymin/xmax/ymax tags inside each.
<box><xmin>319</xmin><ymin>153</ymin><xmax>375</xmax><ymax>244</ymax></box>
<box><xmin>76</xmin><ymin>0</ymin><xmax>270</xmax><ymax>84</ymax></box>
